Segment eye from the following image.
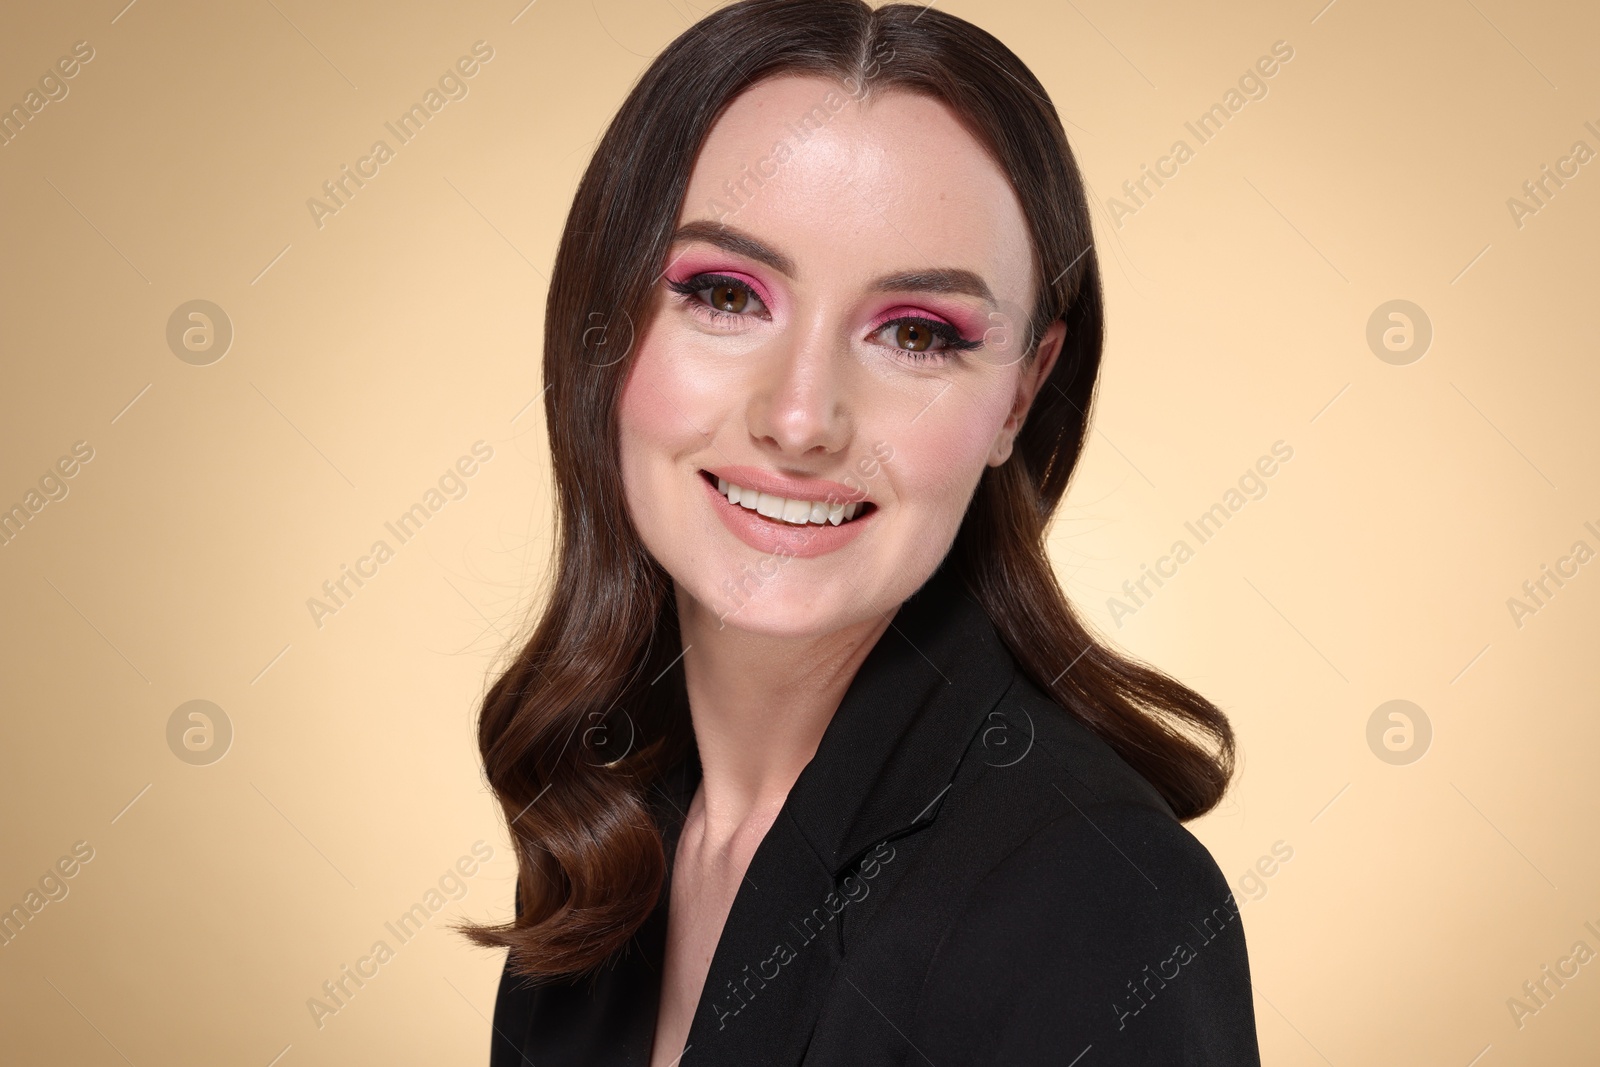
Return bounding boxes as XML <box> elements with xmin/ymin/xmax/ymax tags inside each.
<box><xmin>666</xmin><ymin>273</ymin><xmax>768</xmax><ymax>322</ymax></box>
<box><xmin>707</xmin><ymin>282</ymin><xmax>749</xmax><ymax>314</ymax></box>
<box><xmin>871</xmin><ymin>315</ymin><xmax>984</xmax><ymax>358</ymax></box>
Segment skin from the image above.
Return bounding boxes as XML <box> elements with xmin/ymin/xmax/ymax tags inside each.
<box><xmin>616</xmin><ymin>74</ymin><xmax>1064</xmax><ymax>1067</ymax></box>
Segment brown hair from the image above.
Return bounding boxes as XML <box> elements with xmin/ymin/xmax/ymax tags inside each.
<box><xmin>462</xmin><ymin>0</ymin><xmax>1236</xmax><ymax>980</ymax></box>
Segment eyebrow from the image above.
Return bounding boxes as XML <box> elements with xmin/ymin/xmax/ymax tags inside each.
<box><xmin>670</xmin><ymin>220</ymin><xmax>795</xmax><ymax>277</ymax></box>
<box><xmin>869</xmin><ymin>269</ymin><xmax>995</xmax><ymax>308</ymax></box>
<box><xmin>668</xmin><ymin>220</ymin><xmax>997</xmax><ymax>308</ymax></box>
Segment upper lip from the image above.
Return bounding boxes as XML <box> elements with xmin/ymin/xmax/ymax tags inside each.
<box><xmin>704</xmin><ymin>465</ymin><xmax>871</xmax><ymax>505</ymax></box>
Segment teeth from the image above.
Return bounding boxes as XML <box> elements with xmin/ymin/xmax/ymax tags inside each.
<box><xmin>711</xmin><ymin>476</ymin><xmax>866</xmax><ymax>528</ymax></box>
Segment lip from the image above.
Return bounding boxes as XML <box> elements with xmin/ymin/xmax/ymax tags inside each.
<box><xmin>704</xmin><ymin>465</ymin><xmax>870</xmax><ymax>506</ymax></box>
<box><xmin>699</xmin><ymin>470</ymin><xmax>875</xmax><ymax>559</ymax></box>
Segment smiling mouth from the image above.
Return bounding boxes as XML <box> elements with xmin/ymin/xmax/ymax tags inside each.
<box><xmin>701</xmin><ymin>471</ymin><xmax>873</xmax><ymax>527</ymax></box>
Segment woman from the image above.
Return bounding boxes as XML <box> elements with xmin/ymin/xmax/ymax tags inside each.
<box><xmin>462</xmin><ymin>0</ymin><xmax>1260</xmax><ymax>1063</ymax></box>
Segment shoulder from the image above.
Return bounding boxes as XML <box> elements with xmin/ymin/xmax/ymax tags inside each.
<box><xmin>904</xmin><ymin>671</ymin><xmax>1259</xmax><ymax>1064</ymax></box>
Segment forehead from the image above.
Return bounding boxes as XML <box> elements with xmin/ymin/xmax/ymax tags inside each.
<box><xmin>680</xmin><ymin>74</ymin><xmax>1036</xmax><ymax>299</ymax></box>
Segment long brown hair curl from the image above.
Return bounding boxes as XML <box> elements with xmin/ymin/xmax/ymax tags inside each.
<box><xmin>462</xmin><ymin>0</ymin><xmax>1236</xmax><ymax>980</ymax></box>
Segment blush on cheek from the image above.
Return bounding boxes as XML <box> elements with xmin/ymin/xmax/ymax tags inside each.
<box><xmin>618</xmin><ymin>319</ymin><xmax>726</xmax><ymax>448</ymax></box>
<box><xmin>616</xmin><ymin>347</ymin><xmax>695</xmax><ymax>532</ymax></box>
<box><xmin>908</xmin><ymin>387</ymin><xmax>1014</xmax><ymax>468</ymax></box>
<box><xmin>883</xmin><ymin>438</ymin><xmax>980</xmax><ymax>519</ymax></box>
<box><xmin>618</xmin><ymin>356</ymin><xmax>681</xmax><ymax>442</ymax></box>
<box><xmin>877</xmin><ymin>384</ymin><xmax>1014</xmax><ymax>519</ymax></box>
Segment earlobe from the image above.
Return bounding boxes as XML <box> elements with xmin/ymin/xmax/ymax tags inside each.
<box><xmin>989</xmin><ymin>319</ymin><xmax>1066</xmax><ymax>468</ymax></box>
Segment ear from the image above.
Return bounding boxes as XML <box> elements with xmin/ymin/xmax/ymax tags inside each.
<box><xmin>988</xmin><ymin>319</ymin><xmax>1066</xmax><ymax>467</ymax></box>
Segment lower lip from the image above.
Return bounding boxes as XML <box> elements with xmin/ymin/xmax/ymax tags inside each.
<box><xmin>702</xmin><ymin>475</ymin><xmax>874</xmax><ymax>559</ymax></box>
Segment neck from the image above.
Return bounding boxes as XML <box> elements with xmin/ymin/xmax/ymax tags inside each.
<box><xmin>675</xmin><ymin>584</ymin><xmax>891</xmax><ymax>847</ymax></box>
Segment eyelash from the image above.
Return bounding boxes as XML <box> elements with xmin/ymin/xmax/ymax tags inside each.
<box><xmin>665</xmin><ymin>272</ymin><xmax>983</xmax><ymax>359</ymax></box>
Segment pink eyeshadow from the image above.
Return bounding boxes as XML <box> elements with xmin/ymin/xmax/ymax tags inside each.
<box><xmin>662</xmin><ymin>255</ymin><xmax>777</xmax><ymax>308</ymax></box>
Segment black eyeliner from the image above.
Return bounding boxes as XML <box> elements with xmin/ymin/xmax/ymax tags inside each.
<box><xmin>888</xmin><ymin>315</ymin><xmax>984</xmax><ymax>352</ymax></box>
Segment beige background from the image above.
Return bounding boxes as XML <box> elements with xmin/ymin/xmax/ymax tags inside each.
<box><xmin>1</xmin><ymin>0</ymin><xmax>1596</xmax><ymax>1063</ymax></box>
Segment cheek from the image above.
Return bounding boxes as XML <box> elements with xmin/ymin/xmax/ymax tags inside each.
<box><xmin>617</xmin><ymin>329</ymin><xmax>744</xmax><ymax>523</ymax></box>
<box><xmin>620</xmin><ymin>305</ymin><xmax>767</xmax><ymax>453</ymax></box>
<box><xmin>617</xmin><ymin>343</ymin><xmax>695</xmax><ymax>518</ymax></box>
<box><xmin>878</xmin><ymin>379</ymin><xmax>1015</xmax><ymax>515</ymax></box>
<box><xmin>619</xmin><ymin>349</ymin><xmax>685</xmax><ymax>453</ymax></box>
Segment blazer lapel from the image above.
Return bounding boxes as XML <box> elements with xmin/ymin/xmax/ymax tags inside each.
<box><xmin>679</xmin><ymin>566</ymin><xmax>1018</xmax><ymax>1065</ymax></box>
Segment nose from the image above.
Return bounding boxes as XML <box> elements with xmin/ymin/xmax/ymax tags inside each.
<box><xmin>744</xmin><ymin>315</ymin><xmax>853</xmax><ymax>458</ymax></box>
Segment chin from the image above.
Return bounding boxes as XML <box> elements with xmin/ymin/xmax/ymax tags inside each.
<box><xmin>686</xmin><ymin>567</ymin><xmax>880</xmax><ymax>638</ymax></box>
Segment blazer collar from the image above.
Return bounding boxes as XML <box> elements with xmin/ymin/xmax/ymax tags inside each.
<box><xmin>641</xmin><ymin>563</ymin><xmax>1022</xmax><ymax>1065</ymax></box>
<box><xmin>665</xmin><ymin>560</ymin><xmax>1020</xmax><ymax>875</ymax></box>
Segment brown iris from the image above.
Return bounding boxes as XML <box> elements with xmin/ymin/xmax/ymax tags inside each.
<box><xmin>711</xmin><ymin>283</ymin><xmax>747</xmax><ymax>313</ymax></box>
<box><xmin>896</xmin><ymin>321</ymin><xmax>932</xmax><ymax>351</ymax></box>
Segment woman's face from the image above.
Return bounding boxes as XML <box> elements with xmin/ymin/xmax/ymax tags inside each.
<box><xmin>618</xmin><ymin>74</ymin><xmax>1063</xmax><ymax>639</ymax></box>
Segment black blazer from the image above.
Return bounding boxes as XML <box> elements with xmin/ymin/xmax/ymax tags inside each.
<box><xmin>489</xmin><ymin>567</ymin><xmax>1260</xmax><ymax>1065</ymax></box>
